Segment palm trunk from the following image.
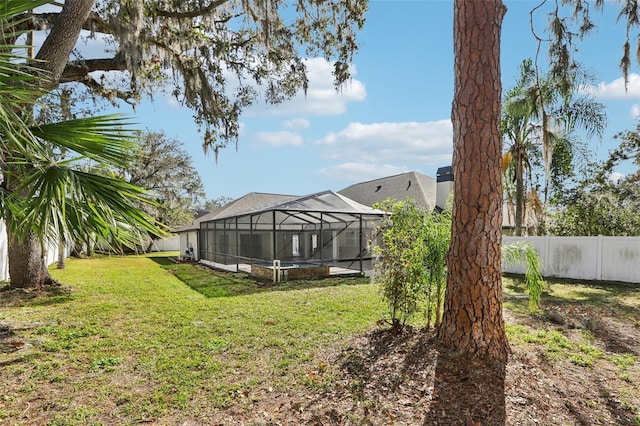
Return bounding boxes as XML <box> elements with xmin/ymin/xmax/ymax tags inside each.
<box><xmin>3</xmin><ymin>166</ymin><xmax>56</xmax><ymax>288</ymax></box>
<box><xmin>57</xmin><ymin>239</ymin><xmax>66</xmax><ymax>269</ymax></box>
<box><xmin>2</xmin><ymin>2</ymin><xmax>95</xmax><ymax>289</ymax></box>
<box><xmin>514</xmin><ymin>149</ymin><xmax>524</xmax><ymax>236</ymax></box>
<box><xmin>7</xmin><ymin>230</ymin><xmax>56</xmax><ymax>289</ymax></box>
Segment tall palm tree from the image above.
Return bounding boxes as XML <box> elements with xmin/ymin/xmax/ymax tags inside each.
<box><xmin>501</xmin><ymin>59</ymin><xmax>606</xmax><ymax>235</ymax></box>
<box><xmin>1</xmin><ymin>0</ymin><xmax>165</xmax><ymax>288</ymax></box>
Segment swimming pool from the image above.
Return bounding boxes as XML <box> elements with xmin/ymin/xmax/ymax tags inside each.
<box><xmin>251</xmin><ymin>261</ymin><xmax>330</xmax><ymax>282</ymax></box>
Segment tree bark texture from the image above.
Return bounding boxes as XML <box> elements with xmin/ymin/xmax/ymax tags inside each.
<box><xmin>57</xmin><ymin>239</ymin><xmax>66</xmax><ymax>270</ymax></box>
<box><xmin>438</xmin><ymin>0</ymin><xmax>509</xmax><ymax>362</ymax></box>
<box><xmin>7</xmin><ymin>230</ymin><xmax>55</xmax><ymax>289</ymax></box>
<box><xmin>514</xmin><ymin>143</ymin><xmax>524</xmax><ymax>236</ymax></box>
<box><xmin>35</xmin><ymin>0</ymin><xmax>96</xmax><ymax>89</ymax></box>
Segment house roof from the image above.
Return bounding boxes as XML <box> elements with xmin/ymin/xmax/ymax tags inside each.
<box><xmin>208</xmin><ymin>190</ymin><xmax>384</xmax><ymax>224</ymax></box>
<box><xmin>175</xmin><ymin>193</ymin><xmax>297</xmax><ymax>232</ymax></box>
<box><xmin>175</xmin><ymin>215</ymin><xmax>208</xmax><ymax>233</ymax></box>
<box><xmin>174</xmin><ymin>209</ymin><xmax>213</xmax><ymax>232</ymax></box>
<box><xmin>266</xmin><ymin>190</ymin><xmax>383</xmax><ymax>215</ymax></box>
<box><xmin>338</xmin><ymin>171</ymin><xmax>438</xmax><ymax>211</ymax></box>
<box><xmin>206</xmin><ymin>192</ymin><xmax>300</xmax><ymax>221</ymax></box>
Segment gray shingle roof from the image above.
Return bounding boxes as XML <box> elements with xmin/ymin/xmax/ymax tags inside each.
<box><xmin>209</xmin><ymin>192</ymin><xmax>299</xmax><ymax>220</ymax></box>
<box><xmin>338</xmin><ymin>171</ymin><xmax>437</xmax><ymax>211</ymax></box>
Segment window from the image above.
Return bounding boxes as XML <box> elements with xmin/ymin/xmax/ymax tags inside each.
<box><xmin>345</xmin><ymin>230</ymin><xmax>358</xmax><ymax>247</ymax></box>
<box><xmin>292</xmin><ymin>234</ymin><xmax>300</xmax><ymax>257</ymax></box>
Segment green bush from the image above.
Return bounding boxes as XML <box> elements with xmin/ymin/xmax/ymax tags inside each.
<box><xmin>373</xmin><ymin>199</ymin><xmax>450</xmax><ymax>329</ymax></box>
<box><xmin>374</xmin><ymin>200</ymin><xmax>544</xmax><ymax>327</ymax></box>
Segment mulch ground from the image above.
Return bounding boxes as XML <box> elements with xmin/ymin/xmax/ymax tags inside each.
<box><xmin>210</xmin><ymin>307</ymin><xmax>640</xmax><ymax>425</ymax></box>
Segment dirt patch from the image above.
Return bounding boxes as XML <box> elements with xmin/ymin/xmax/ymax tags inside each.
<box><xmin>0</xmin><ymin>282</ymin><xmax>72</xmax><ymax>308</ymax></box>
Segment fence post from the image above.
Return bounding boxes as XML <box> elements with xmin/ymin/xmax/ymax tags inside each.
<box><xmin>596</xmin><ymin>235</ymin><xmax>603</xmax><ymax>281</ymax></box>
<box><xmin>544</xmin><ymin>235</ymin><xmax>551</xmax><ymax>277</ymax></box>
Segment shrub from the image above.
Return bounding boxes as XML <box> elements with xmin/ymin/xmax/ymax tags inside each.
<box><xmin>373</xmin><ymin>199</ymin><xmax>450</xmax><ymax>329</ymax></box>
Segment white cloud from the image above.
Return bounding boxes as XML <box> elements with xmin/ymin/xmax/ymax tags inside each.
<box><xmin>630</xmin><ymin>104</ymin><xmax>640</xmax><ymax>118</ymax></box>
<box><xmin>586</xmin><ymin>73</ymin><xmax>640</xmax><ymax>99</ymax></box>
<box><xmin>282</xmin><ymin>117</ymin><xmax>311</xmax><ymax>129</ymax></box>
<box><xmin>32</xmin><ymin>29</ymin><xmax>115</xmax><ymax>60</ymax></box>
<box><xmin>317</xmin><ymin>163</ymin><xmax>410</xmax><ymax>183</ymax></box>
<box><xmin>254</xmin><ymin>131</ymin><xmax>303</xmax><ymax>147</ymax></box>
<box><xmin>609</xmin><ymin>171</ymin><xmax>625</xmax><ymax>184</ymax></box>
<box><xmin>246</xmin><ymin>58</ymin><xmax>366</xmax><ymax>116</ymax></box>
<box><xmin>316</xmin><ymin>120</ymin><xmax>453</xmax><ymax>166</ymax></box>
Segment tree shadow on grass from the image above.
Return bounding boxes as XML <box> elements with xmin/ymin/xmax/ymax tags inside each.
<box><xmin>147</xmin><ymin>255</ymin><xmax>177</xmax><ymax>266</ymax></box>
<box><xmin>597</xmin><ymin>380</ymin><xmax>640</xmax><ymax>425</ymax></box>
<box><xmin>505</xmin><ymin>275</ymin><xmax>640</xmax><ymax>325</ymax></box>
<box><xmin>150</xmin><ymin>256</ymin><xmax>370</xmax><ymax>298</ymax></box>
<box><xmin>505</xmin><ymin>276</ymin><xmax>640</xmax><ymax>363</ymax></box>
<box><xmin>0</xmin><ymin>282</ymin><xmax>73</xmax><ymax>308</ymax></box>
<box><xmin>0</xmin><ymin>323</ymin><xmax>18</xmax><ymax>355</ymax></box>
<box><xmin>0</xmin><ymin>323</ymin><xmax>46</xmax><ymax>365</ymax></box>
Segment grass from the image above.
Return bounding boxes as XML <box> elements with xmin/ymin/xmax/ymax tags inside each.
<box><xmin>504</xmin><ymin>274</ymin><xmax>640</xmax><ymax>371</ymax></box>
<box><xmin>0</xmin><ymin>253</ymin><xmax>383</xmax><ymax>424</ymax></box>
<box><xmin>503</xmin><ymin>274</ymin><xmax>640</xmax><ymax>319</ymax></box>
<box><xmin>0</xmin><ymin>255</ymin><xmax>638</xmax><ymax>424</ymax></box>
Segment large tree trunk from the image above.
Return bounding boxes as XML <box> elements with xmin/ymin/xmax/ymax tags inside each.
<box><xmin>437</xmin><ymin>0</ymin><xmax>509</xmax><ymax>363</ymax></box>
<box><xmin>35</xmin><ymin>0</ymin><xmax>96</xmax><ymax>89</ymax></box>
<box><xmin>7</xmin><ymin>231</ymin><xmax>56</xmax><ymax>289</ymax></box>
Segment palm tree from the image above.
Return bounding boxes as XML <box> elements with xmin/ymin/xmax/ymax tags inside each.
<box><xmin>1</xmin><ymin>0</ymin><xmax>166</xmax><ymax>288</ymax></box>
<box><xmin>501</xmin><ymin>59</ymin><xmax>606</xmax><ymax>235</ymax></box>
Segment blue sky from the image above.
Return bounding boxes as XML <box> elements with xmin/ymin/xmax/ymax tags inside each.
<box><xmin>94</xmin><ymin>1</ymin><xmax>640</xmax><ymax>200</ymax></box>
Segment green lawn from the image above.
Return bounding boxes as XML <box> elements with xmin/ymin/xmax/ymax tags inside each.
<box><xmin>0</xmin><ymin>254</ymin><xmax>383</xmax><ymax>424</ymax></box>
<box><xmin>1</xmin><ymin>254</ymin><xmax>638</xmax><ymax>425</ymax></box>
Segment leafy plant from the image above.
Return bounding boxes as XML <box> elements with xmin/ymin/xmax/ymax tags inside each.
<box><xmin>373</xmin><ymin>199</ymin><xmax>429</xmax><ymax>328</ymax></box>
<box><xmin>373</xmin><ymin>199</ymin><xmax>451</xmax><ymax>329</ymax></box>
<box><xmin>422</xmin><ymin>206</ymin><xmax>451</xmax><ymax>328</ymax></box>
<box><xmin>375</xmin><ymin>200</ymin><xmax>543</xmax><ymax>325</ymax></box>
<box><xmin>502</xmin><ymin>241</ymin><xmax>545</xmax><ymax>312</ymax></box>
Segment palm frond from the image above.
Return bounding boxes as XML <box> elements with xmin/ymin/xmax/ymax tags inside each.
<box><xmin>1</xmin><ymin>0</ymin><xmax>52</xmax><ymax>18</ymax></box>
<box><xmin>29</xmin><ymin>115</ymin><xmax>139</xmax><ymax>167</ymax></box>
<box><xmin>13</xmin><ymin>164</ymin><xmax>166</xmax><ymax>246</ymax></box>
<box><xmin>502</xmin><ymin>241</ymin><xmax>545</xmax><ymax>312</ymax></box>
<box><xmin>0</xmin><ymin>0</ymin><xmax>168</xmax><ymax>253</ymax></box>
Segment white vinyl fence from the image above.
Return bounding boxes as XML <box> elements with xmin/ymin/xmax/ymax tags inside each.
<box><xmin>3</xmin><ymin>223</ymin><xmax>636</xmax><ymax>284</ymax></box>
<box><xmin>0</xmin><ymin>221</ymin><xmax>180</xmax><ymax>282</ymax></box>
<box><xmin>503</xmin><ymin>236</ymin><xmax>640</xmax><ymax>283</ymax></box>
<box><xmin>149</xmin><ymin>234</ymin><xmax>180</xmax><ymax>251</ymax></box>
<box><xmin>0</xmin><ymin>221</ymin><xmax>68</xmax><ymax>282</ymax></box>
<box><xmin>0</xmin><ymin>221</ymin><xmax>7</xmax><ymax>281</ymax></box>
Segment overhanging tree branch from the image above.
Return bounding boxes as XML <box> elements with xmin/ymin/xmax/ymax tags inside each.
<box><xmin>150</xmin><ymin>0</ymin><xmax>231</xmax><ymax>19</ymax></box>
<box><xmin>60</xmin><ymin>55</ymin><xmax>128</xmax><ymax>83</ymax></box>
<box><xmin>80</xmin><ymin>77</ymin><xmax>139</xmax><ymax>106</ymax></box>
<box><xmin>35</xmin><ymin>0</ymin><xmax>97</xmax><ymax>89</ymax></box>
